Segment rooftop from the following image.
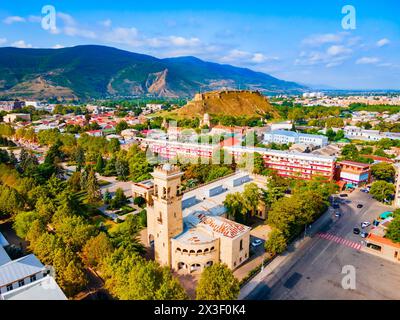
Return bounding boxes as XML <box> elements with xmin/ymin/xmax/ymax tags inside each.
<box><xmin>1</xmin><ymin>276</ymin><xmax>67</xmax><ymax>300</ymax></box>
<box><xmin>338</xmin><ymin>160</ymin><xmax>371</xmax><ymax>168</ymax></box>
<box><xmin>0</xmin><ymin>246</ymin><xmax>11</xmax><ymax>266</ymax></box>
<box><xmin>0</xmin><ymin>254</ymin><xmax>45</xmax><ymax>288</ymax></box>
<box><xmin>367</xmin><ymin>233</ymin><xmax>400</xmax><ymax>249</ymax></box>
<box><xmin>174</xmin><ymin>171</ymin><xmax>258</xmax><ymax>244</ymax></box>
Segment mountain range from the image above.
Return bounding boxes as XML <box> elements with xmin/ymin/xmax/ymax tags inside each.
<box><xmin>0</xmin><ymin>45</ymin><xmax>306</xmax><ymax>100</ymax></box>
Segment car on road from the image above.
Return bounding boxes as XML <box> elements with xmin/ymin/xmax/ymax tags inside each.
<box><xmin>357</xmin><ymin>204</ymin><xmax>363</xmax><ymax>209</ymax></box>
<box><xmin>251</xmin><ymin>239</ymin><xmax>263</xmax><ymax>247</ymax></box>
<box><xmin>361</xmin><ymin>189</ymin><xmax>369</xmax><ymax>193</ymax></box>
<box><xmin>332</xmin><ymin>204</ymin><xmax>340</xmax><ymax>209</ymax></box>
<box><xmin>334</xmin><ymin>212</ymin><xmax>341</xmax><ymax>218</ymax></box>
<box><xmin>353</xmin><ymin>227</ymin><xmax>361</xmax><ymax>235</ymax></box>
<box><xmin>361</xmin><ymin>231</ymin><xmax>369</xmax><ymax>238</ymax></box>
<box><xmin>361</xmin><ymin>221</ymin><xmax>371</xmax><ymax>229</ymax></box>
<box><xmin>340</xmin><ymin>194</ymin><xmax>348</xmax><ymax>197</ymax></box>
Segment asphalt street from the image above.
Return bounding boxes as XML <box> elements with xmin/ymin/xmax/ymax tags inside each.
<box><xmin>245</xmin><ymin>190</ymin><xmax>400</xmax><ymax>300</ymax></box>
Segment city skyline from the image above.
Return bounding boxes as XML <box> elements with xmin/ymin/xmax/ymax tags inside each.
<box><xmin>0</xmin><ymin>0</ymin><xmax>399</xmax><ymax>90</ymax></box>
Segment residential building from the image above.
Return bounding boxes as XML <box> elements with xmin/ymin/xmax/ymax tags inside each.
<box><xmin>336</xmin><ymin>160</ymin><xmax>371</xmax><ymax>187</ymax></box>
<box><xmin>226</xmin><ymin>146</ymin><xmax>337</xmax><ymax>181</ymax></box>
<box><xmin>364</xmin><ymin>216</ymin><xmax>400</xmax><ymax>263</ymax></box>
<box><xmin>3</xmin><ymin>113</ymin><xmax>31</xmax><ymax>123</ymax></box>
<box><xmin>344</xmin><ymin>126</ymin><xmax>400</xmax><ymax>141</ymax></box>
<box><xmin>263</xmin><ymin>130</ymin><xmax>328</xmax><ymax>147</ymax></box>
<box><xmin>0</xmin><ymin>100</ymin><xmax>25</xmax><ymax>111</ymax></box>
<box><xmin>270</xmin><ymin>121</ymin><xmax>293</xmax><ymax>131</ymax></box>
<box><xmin>146</xmin><ymin>165</ymin><xmax>256</xmax><ymax>273</ymax></box>
<box><xmin>394</xmin><ymin>164</ymin><xmax>400</xmax><ymax>208</ymax></box>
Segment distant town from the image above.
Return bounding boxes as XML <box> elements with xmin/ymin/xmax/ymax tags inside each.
<box><xmin>0</xmin><ymin>89</ymin><xmax>399</xmax><ymax>300</ymax></box>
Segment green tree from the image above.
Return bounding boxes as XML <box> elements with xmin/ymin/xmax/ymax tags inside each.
<box><xmin>68</xmin><ymin>171</ymin><xmax>82</xmax><ymax>193</ymax></box>
<box><xmin>264</xmin><ymin>228</ymin><xmax>287</xmax><ymax>255</ymax></box>
<box><xmin>95</xmin><ymin>154</ymin><xmax>105</xmax><ymax>174</ymax></box>
<box><xmin>117</xmin><ymin>260</ymin><xmax>187</xmax><ymax>300</ymax></box>
<box><xmin>109</xmin><ymin>188</ymin><xmax>128</xmax><ymax>210</ymax></box>
<box><xmin>196</xmin><ymin>263</ymin><xmax>240</xmax><ymax>300</ymax></box>
<box><xmin>369</xmin><ymin>181</ymin><xmax>395</xmax><ymax>203</ymax></box>
<box><xmin>242</xmin><ymin>183</ymin><xmax>261</xmax><ymax>222</ymax></box>
<box><xmin>13</xmin><ymin>211</ymin><xmax>40</xmax><ymax>239</ymax></box>
<box><xmin>75</xmin><ymin>146</ymin><xmax>85</xmax><ymax>171</ymax></box>
<box><xmin>115</xmin><ymin>158</ymin><xmax>129</xmax><ymax>181</ymax></box>
<box><xmin>385</xmin><ymin>211</ymin><xmax>400</xmax><ymax>243</ymax></box>
<box><xmin>82</xmin><ymin>233</ymin><xmax>114</xmax><ymax>268</ymax></box>
<box><xmin>86</xmin><ymin>169</ymin><xmax>101</xmax><ymax>204</ymax></box>
<box><xmin>371</xmin><ymin>163</ymin><xmax>396</xmax><ymax>182</ymax></box>
<box><xmin>223</xmin><ymin>192</ymin><xmax>246</xmax><ymax>222</ymax></box>
<box><xmin>115</xmin><ymin>120</ymin><xmax>129</xmax><ymax>134</ymax></box>
<box><xmin>57</xmin><ymin>215</ymin><xmax>97</xmax><ymax>251</ymax></box>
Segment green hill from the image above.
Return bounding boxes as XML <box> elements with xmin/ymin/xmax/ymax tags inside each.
<box><xmin>0</xmin><ymin>45</ymin><xmax>306</xmax><ymax>100</ymax></box>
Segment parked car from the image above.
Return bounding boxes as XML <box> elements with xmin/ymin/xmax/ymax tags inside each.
<box><xmin>353</xmin><ymin>227</ymin><xmax>361</xmax><ymax>235</ymax></box>
<box><xmin>332</xmin><ymin>204</ymin><xmax>340</xmax><ymax>209</ymax></box>
<box><xmin>251</xmin><ymin>239</ymin><xmax>263</xmax><ymax>247</ymax></box>
<box><xmin>361</xmin><ymin>189</ymin><xmax>369</xmax><ymax>193</ymax></box>
<box><xmin>334</xmin><ymin>211</ymin><xmax>341</xmax><ymax>218</ymax></box>
<box><xmin>357</xmin><ymin>204</ymin><xmax>363</xmax><ymax>209</ymax></box>
<box><xmin>340</xmin><ymin>194</ymin><xmax>348</xmax><ymax>197</ymax></box>
<box><xmin>373</xmin><ymin>220</ymin><xmax>380</xmax><ymax>227</ymax></box>
<box><xmin>361</xmin><ymin>232</ymin><xmax>369</xmax><ymax>238</ymax></box>
<box><xmin>361</xmin><ymin>221</ymin><xmax>371</xmax><ymax>229</ymax></box>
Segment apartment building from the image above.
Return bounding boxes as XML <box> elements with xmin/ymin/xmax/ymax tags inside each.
<box><xmin>226</xmin><ymin>146</ymin><xmax>337</xmax><ymax>180</ymax></box>
<box><xmin>336</xmin><ymin>160</ymin><xmax>371</xmax><ymax>187</ymax></box>
<box><xmin>264</xmin><ymin>130</ymin><xmax>328</xmax><ymax>147</ymax></box>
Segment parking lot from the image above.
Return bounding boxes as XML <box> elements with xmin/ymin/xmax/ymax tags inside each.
<box><xmin>246</xmin><ymin>189</ymin><xmax>400</xmax><ymax>300</ymax></box>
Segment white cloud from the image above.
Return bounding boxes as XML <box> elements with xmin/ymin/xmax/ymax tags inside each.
<box><xmin>11</xmin><ymin>40</ymin><xmax>32</xmax><ymax>48</ymax></box>
<box><xmin>57</xmin><ymin>12</ymin><xmax>76</xmax><ymax>26</ymax></box>
<box><xmin>220</xmin><ymin>49</ymin><xmax>278</xmax><ymax>65</ymax></box>
<box><xmin>326</xmin><ymin>45</ymin><xmax>352</xmax><ymax>56</ymax></box>
<box><xmin>302</xmin><ymin>33</ymin><xmax>344</xmax><ymax>46</ymax></box>
<box><xmin>356</xmin><ymin>57</ymin><xmax>380</xmax><ymax>65</ymax></box>
<box><xmin>100</xmin><ymin>19</ymin><xmax>112</xmax><ymax>28</ymax></box>
<box><xmin>27</xmin><ymin>15</ymin><xmax>42</xmax><ymax>23</ymax></box>
<box><xmin>376</xmin><ymin>38</ymin><xmax>390</xmax><ymax>47</ymax></box>
<box><xmin>52</xmin><ymin>44</ymin><xmax>64</xmax><ymax>49</ymax></box>
<box><xmin>3</xmin><ymin>16</ymin><xmax>26</xmax><ymax>24</ymax></box>
<box><xmin>64</xmin><ymin>26</ymin><xmax>97</xmax><ymax>39</ymax></box>
<box><xmin>104</xmin><ymin>27</ymin><xmax>141</xmax><ymax>46</ymax></box>
<box><xmin>168</xmin><ymin>36</ymin><xmax>201</xmax><ymax>47</ymax></box>
<box><xmin>0</xmin><ymin>38</ymin><xmax>7</xmax><ymax>45</ymax></box>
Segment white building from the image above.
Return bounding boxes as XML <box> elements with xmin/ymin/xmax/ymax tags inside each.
<box><xmin>264</xmin><ymin>130</ymin><xmax>328</xmax><ymax>147</ymax></box>
<box><xmin>270</xmin><ymin>121</ymin><xmax>293</xmax><ymax>131</ymax></box>
<box><xmin>0</xmin><ymin>232</ymin><xmax>66</xmax><ymax>300</ymax></box>
<box><xmin>344</xmin><ymin>126</ymin><xmax>400</xmax><ymax>141</ymax></box>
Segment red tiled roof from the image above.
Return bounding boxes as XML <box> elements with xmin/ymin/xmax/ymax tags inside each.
<box><xmin>196</xmin><ymin>213</ymin><xmax>247</xmax><ymax>239</ymax></box>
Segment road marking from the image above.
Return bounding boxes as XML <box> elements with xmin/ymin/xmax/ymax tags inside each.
<box><xmin>316</xmin><ymin>232</ymin><xmax>361</xmax><ymax>251</ymax></box>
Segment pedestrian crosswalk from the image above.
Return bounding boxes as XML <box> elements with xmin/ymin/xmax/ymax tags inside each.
<box><xmin>316</xmin><ymin>232</ymin><xmax>362</xmax><ymax>250</ymax></box>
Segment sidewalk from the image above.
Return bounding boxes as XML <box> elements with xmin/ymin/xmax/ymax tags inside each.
<box><xmin>239</xmin><ymin>207</ymin><xmax>333</xmax><ymax>300</ymax></box>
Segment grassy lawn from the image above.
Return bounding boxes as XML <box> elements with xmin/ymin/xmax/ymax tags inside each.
<box><xmin>114</xmin><ymin>205</ymin><xmax>136</xmax><ymax>216</ymax></box>
<box><xmin>90</xmin><ymin>215</ymin><xmax>116</xmax><ymax>230</ymax></box>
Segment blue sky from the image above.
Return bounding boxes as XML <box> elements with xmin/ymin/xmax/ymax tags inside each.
<box><xmin>1</xmin><ymin>0</ymin><xmax>399</xmax><ymax>89</ymax></box>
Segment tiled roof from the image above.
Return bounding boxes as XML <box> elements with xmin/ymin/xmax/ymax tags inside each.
<box><xmin>193</xmin><ymin>212</ymin><xmax>249</xmax><ymax>239</ymax></box>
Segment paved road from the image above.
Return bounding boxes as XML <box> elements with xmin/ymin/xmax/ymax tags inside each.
<box><xmin>245</xmin><ymin>190</ymin><xmax>400</xmax><ymax>300</ymax></box>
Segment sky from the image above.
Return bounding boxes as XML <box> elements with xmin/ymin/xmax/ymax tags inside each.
<box><xmin>1</xmin><ymin>0</ymin><xmax>399</xmax><ymax>90</ymax></box>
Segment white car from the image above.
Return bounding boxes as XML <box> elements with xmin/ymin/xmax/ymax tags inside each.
<box><xmin>361</xmin><ymin>221</ymin><xmax>371</xmax><ymax>229</ymax></box>
<box><xmin>251</xmin><ymin>239</ymin><xmax>263</xmax><ymax>247</ymax></box>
